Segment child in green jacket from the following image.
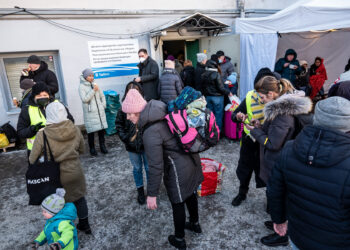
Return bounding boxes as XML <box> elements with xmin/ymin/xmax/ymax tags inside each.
<box><xmin>31</xmin><ymin>188</ymin><xmax>78</xmax><ymax>250</ymax></box>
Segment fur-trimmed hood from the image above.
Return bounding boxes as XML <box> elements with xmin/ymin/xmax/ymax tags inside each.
<box><xmin>264</xmin><ymin>94</ymin><xmax>312</xmax><ymax>121</ymax></box>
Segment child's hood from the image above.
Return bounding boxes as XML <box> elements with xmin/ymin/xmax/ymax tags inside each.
<box><xmin>48</xmin><ymin>203</ymin><xmax>77</xmax><ymax>222</ymax></box>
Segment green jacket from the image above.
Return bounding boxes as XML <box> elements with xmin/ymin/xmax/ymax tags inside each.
<box><xmin>35</xmin><ymin>203</ymin><xmax>78</xmax><ymax>250</ymax></box>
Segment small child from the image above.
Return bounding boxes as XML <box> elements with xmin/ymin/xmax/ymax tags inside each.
<box><xmin>31</xmin><ymin>188</ymin><xmax>78</xmax><ymax>250</ymax></box>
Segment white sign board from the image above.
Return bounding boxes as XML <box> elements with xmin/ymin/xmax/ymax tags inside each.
<box><xmin>88</xmin><ymin>39</ymin><xmax>139</xmax><ymax>79</ymax></box>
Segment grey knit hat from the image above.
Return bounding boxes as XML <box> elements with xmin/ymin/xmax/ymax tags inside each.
<box><xmin>82</xmin><ymin>68</ymin><xmax>94</xmax><ymax>79</ymax></box>
<box><xmin>313</xmin><ymin>96</ymin><xmax>350</xmax><ymax>133</ymax></box>
<box><xmin>20</xmin><ymin>79</ymin><xmax>35</xmax><ymax>90</ymax></box>
<box><xmin>41</xmin><ymin>188</ymin><xmax>66</xmax><ymax>216</ymax></box>
<box><xmin>196</xmin><ymin>53</ymin><xmax>207</xmax><ymax>63</ymax></box>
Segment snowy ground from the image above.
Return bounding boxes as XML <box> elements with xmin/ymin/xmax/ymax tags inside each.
<box><xmin>0</xmin><ymin>135</ymin><xmax>290</xmax><ymax>250</ymax></box>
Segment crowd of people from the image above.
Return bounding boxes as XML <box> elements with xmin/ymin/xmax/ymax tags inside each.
<box><xmin>13</xmin><ymin>50</ymin><xmax>350</xmax><ymax>250</ymax></box>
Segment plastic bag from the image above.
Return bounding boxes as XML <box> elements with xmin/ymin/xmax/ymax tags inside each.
<box><xmin>0</xmin><ymin>133</ymin><xmax>9</xmax><ymax>148</ymax></box>
<box><xmin>224</xmin><ymin>95</ymin><xmax>241</xmax><ymax>112</ymax></box>
<box><xmin>197</xmin><ymin>158</ymin><xmax>226</xmax><ymax>197</ymax></box>
<box><xmin>103</xmin><ymin>90</ymin><xmax>121</xmax><ymax>135</ymax></box>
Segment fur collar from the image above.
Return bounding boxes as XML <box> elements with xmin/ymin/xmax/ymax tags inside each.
<box><xmin>264</xmin><ymin>94</ymin><xmax>312</xmax><ymax>121</ymax></box>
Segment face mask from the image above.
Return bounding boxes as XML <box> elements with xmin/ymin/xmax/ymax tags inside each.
<box><xmin>218</xmin><ymin>59</ymin><xmax>223</xmax><ymax>63</ymax></box>
<box><xmin>139</xmin><ymin>57</ymin><xmax>146</xmax><ymax>63</ymax></box>
<box><xmin>35</xmin><ymin>97</ymin><xmax>49</xmax><ymax>107</ymax></box>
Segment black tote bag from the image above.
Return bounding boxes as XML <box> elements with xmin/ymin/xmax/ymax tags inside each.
<box><xmin>26</xmin><ymin>132</ymin><xmax>62</xmax><ymax>205</ymax></box>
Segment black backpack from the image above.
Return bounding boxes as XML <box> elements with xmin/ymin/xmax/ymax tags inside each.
<box><xmin>0</xmin><ymin>122</ymin><xmax>18</xmax><ymax>144</ymax></box>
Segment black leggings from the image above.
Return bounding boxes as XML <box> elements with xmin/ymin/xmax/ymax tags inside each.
<box><xmin>73</xmin><ymin>197</ymin><xmax>89</xmax><ymax>219</ymax></box>
<box><xmin>87</xmin><ymin>130</ymin><xmax>105</xmax><ymax>149</ymax></box>
<box><xmin>171</xmin><ymin>193</ymin><xmax>199</xmax><ymax>238</ymax></box>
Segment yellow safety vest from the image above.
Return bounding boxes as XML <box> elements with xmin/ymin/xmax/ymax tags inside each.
<box><xmin>26</xmin><ymin>100</ymin><xmax>59</xmax><ymax>150</ymax></box>
<box><xmin>244</xmin><ymin>90</ymin><xmax>265</xmax><ymax>136</ymax></box>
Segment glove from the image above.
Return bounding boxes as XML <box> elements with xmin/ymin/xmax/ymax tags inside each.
<box><xmin>49</xmin><ymin>242</ymin><xmax>62</xmax><ymax>250</ymax></box>
<box><xmin>31</xmin><ymin>122</ymin><xmax>45</xmax><ymax>133</ymax></box>
<box><xmin>30</xmin><ymin>242</ymin><xmax>39</xmax><ymax>250</ymax></box>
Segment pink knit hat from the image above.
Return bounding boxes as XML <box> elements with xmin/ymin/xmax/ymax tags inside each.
<box><xmin>122</xmin><ymin>89</ymin><xmax>147</xmax><ymax>114</ymax></box>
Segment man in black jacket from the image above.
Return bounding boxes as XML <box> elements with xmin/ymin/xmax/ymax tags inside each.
<box><xmin>268</xmin><ymin>96</ymin><xmax>350</xmax><ymax>250</ymax></box>
<box><xmin>20</xmin><ymin>55</ymin><xmax>59</xmax><ymax>95</ymax></box>
<box><xmin>135</xmin><ymin>49</ymin><xmax>159</xmax><ymax>101</ymax></box>
<box><xmin>194</xmin><ymin>53</ymin><xmax>207</xmax><ymax>92</ymax></box>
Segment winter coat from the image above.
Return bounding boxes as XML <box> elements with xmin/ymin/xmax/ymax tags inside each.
<box><xmin>328</xmin><ymin>80</ymin><xmax>350</xmax><ymax>101</ymax></box>
<box><xmin>194</xmin><ymin>62</ymin><xmax>206</xmax><ymax>92</ymax></box>
<box><xmin>158</xmin><ymin>68</ymin><xmax>183</xmax><ymax>104</ymax></box>
<box><xmin>20</xmin><ymin>61</ymin><xmax>59</xmax><ymax>95</ymax></box>
<box><xmin>17</xmin><ymin>97</ymin><xmax>74</xmax><ymax>141</ymax></box>
<box><xmin>201</xmin><ymin>61</ymin><xmax>230</xmax><ymax>97</ymax></box>
<box><xmin>268</xmin><ymin>126</ymin><xmax>350</xmax><ymax>250</ymax></box>
<box><xmin>274</xmin><ymin>49</ymin><xmax>301</xmax><ymax>84</ymax></box>
<box><xmin>250</xmin><ymin>94</ymin><xmax>312</xmax><ymax>184</ymax></box>
<box><xmin>29</xmin><ymin>120</ymin><xmax>86</xmax><ymax>202</ymax></box>
<box><xmin>139</xmin><ymin>100</ymin><xmax>204</xmax><ymax>204</ymax></box>
<box><xmin>180</xmin><ymin>66</ymin><xmax>195</xmax><ymax>88</ymax></box>
<box><xmin>115</xmin><ymin>109</ymin><xmax>144</xmax><ymax>153</ymax></box>
<box><xmin>78</xmin><ymin>76</ymin><xmax>107</xmax><ymax>133</ymax></box>
<box><xmin>34</xmin><ymin>203</ymin><xmax>78</xmax><ymax>250</ymax></box>
<box><xmin>219</xmin><ymin>56</ymin><xmax>235</xmax><ymax>82</ymax></box>
<box><xmin>137</xmin><ymin>57</ymin><xmax>160</xmax><ymax>101</ymax></box>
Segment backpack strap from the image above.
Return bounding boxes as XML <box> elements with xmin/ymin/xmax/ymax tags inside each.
<box><xmin>169</xmin><ymin>110</ymin><xmax>189</xmax><ymax>138</ymax></box>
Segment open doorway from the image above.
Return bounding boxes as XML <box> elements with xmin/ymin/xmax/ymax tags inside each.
<box><xmin>162</xmin><ymin>40</ymin><xmax>200</xmax><ymax>69</ymax></box>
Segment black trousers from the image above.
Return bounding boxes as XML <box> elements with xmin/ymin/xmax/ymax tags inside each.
<box><xmin>171</xmin><ymin>193</ymin><xmax>199</xmax><ymax>238</ymax></box>
<box><xmin>236</xmin><ymin>134</ymin><xmax>265</xmax><ymax>195</ymax></box>
<box><xmin>87</xmin><ymin>130</ymin><xmax>105</xmax><ymax>149</ymax></box>
<box><xmin>73</xmin><ymin>196</ymin><xmax>89</xmax><ymax>219</ymax></box>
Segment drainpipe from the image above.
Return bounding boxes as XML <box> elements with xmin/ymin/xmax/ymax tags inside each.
<box><xmin>237</xmin><ymin>0</ymin><xmax>245</xmax><ymax>18</ymax></box>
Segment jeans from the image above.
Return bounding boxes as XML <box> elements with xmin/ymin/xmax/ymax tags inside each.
<box><xmin>290</xmin><ymin>240</ymin><xmax>300</xmax><ymax>250</ymax></box>
<box><xmin>87</xmin><ymin>130</ymin><xmax>105</xmax><ymax>149</ymax></box>
<box><xmin>171</xmin><ymin>193</ymin><xmax>199</xmax><ymax>238</ymax></box>
<box><xmin>205</xmin><ymin>96</ymin><xmax>224</xmax><ymax>131</ymax></box>
<box><xmin>73</xmin><ymin>196</ymin><xmax>88</xmax><ymax>219</ymax></box>
<box><xmin>128</xmin><ymin>151</ymin><xmax>149</xmax><ymax>188</ymax></box>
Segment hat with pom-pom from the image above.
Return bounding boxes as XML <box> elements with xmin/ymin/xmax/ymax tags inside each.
<box><xmin>41</xmin><ymin>188</ymin><xmax>66</xmax><ymax>215</ymax></box>
<box><xmin>122</xmin><ymin>89</ymin><xmax>147</xmax><ymax>114</ymax></box>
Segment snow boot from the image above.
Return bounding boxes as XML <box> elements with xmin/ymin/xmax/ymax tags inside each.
<box><xmin>137</xmin><ymin>186</ymin><xmax>146</xmax><ymax>205</ymax></box>
<box><xmin>185</xmin><ymin>221</ymin><xmax>202</xmax><ymax>233</ymax></box>
<box><xmin>77</xmin><ymin>217</ymin><xmax>92</xmax><ymax>234</ymax></box>
<box><xmin>168</xmin><ymin>235</ymin><xmax>187</xmax><ymax>250</ymax></box>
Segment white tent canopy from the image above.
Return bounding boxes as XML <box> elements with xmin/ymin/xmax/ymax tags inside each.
<box><xmin>236</xmin><ymin>0</ymin><xmax>350</xmax><ymax>99</ymax></box>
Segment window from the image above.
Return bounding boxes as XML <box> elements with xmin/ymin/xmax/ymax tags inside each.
<box><xmin>0</xmin><ymin>52</ymin><xmax>65</xmax><ymax>112</ymax></box>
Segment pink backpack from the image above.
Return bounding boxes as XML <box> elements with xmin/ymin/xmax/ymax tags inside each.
<box><xmin>165</xmin><ymin>109</ymin><xmax>220</xmax><ymax>153</ymax></box>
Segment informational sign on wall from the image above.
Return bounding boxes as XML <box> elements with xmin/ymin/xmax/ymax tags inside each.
<box><xmin>88</xmin><ymin>39</ymin><xmax>139</xmax><ymax>79</ymax></box>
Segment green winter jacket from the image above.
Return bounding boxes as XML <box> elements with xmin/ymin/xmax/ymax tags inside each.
<box><xmin>34</xmin><ymin>203</ymin><xmax>78</xmax><ymax>250</ymax></box>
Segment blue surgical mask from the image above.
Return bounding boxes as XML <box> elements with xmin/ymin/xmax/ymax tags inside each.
<box><xmin>219</xmin><ymin>59</ymin><xmax>223</xmax><ymax>63</ymax></box>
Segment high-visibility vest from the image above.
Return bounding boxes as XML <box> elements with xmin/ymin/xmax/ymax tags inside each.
<box><xmin>243</xmin><ymin>90</ymin><xmax>265</xmax><ymax>136</ymax></box>
<box><xmin>27</xmin><ymin>106</ymin><xmax>47</xmax><ymax>150</ymax></box>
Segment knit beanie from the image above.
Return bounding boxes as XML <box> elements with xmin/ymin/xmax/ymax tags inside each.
<box><xmin>27</xmin><ymin>55</ymin><xmax>41</xmax><ymax>64</ymax></box>
<box><xmin>82</xmin><ymin>68</ymin><xmax>94</xmax><ymax>79</ymax></box>
<box><xmin>254</xmin><ymin>67</ymin><xmax>275</xmax><ymax>86</ymax></box>
<box><xmin>20</xmin><ymin>79</ymin><xmax>35</xmax><ymax>90</ymax></box>
<box><xmin>197</xmin><ymin>53</ymin><xmax>207</xmax><ymax>63</ymax></box>
<box><xmin>299</xmin><ymin>60</ymin><xmax>308</xmax><ymax>66</ymax></box>
<box><xmin>122</xmin><ymin>89</ymin><xmax>147</xmax><ymax>114</ymax></box>
<box><xmin>31</xmin><ymin>82</ymin><xmax>50</xmax><ymax>96</ymax></box>
<box><xmin>313</xmin><ymin>96</ymin><xmax>350</xmax><ymax>133</ymax></box>
<box><xmin>41</xmin><ymin>188</ymin><xmax>66</xmax><ymax>216</ymax></box>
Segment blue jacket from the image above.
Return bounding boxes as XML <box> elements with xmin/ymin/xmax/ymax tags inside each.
<box><xmin>268</xmin><ymin>126</ymin><xmax>350</xmax><ymax>250</ymax></box>
<box><xmin>274</xmin><ymin>49</ymin><xmax>300</xmax><ymax>84</ymax></box>
<box><xmin>35</xmin><ymin>203</ymin><xmax>78</xmax><ymax>250</ymax></box>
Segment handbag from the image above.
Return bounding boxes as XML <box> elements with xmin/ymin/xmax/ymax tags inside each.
<box><xmin>26</xmin><ymin>132</ymin><xmax>62</xmax><ymax>205</ymax></box>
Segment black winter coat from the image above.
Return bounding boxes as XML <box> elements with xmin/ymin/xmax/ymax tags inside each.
<box><xmin>274</xmin><ymin>49</ymin><xmax>301</xmax><ymax>85</ymax></box>
<box><xmin>139</xmin><ymin>100</ymin><xmax>203</xmax><ymax>204</ymax></box>
<box><xmin>158</xmin><ymin>68</ymin><xmax>183</xmax><ymax>104</ymax></box>
<box><xmin>180</xmin><ymin>66</ymin><xmax>195</xmax><ymax>88</ymax></box>
<box><xmin>115</xmin><ymin>110</ymin><xmax>144</xmax><ymax>153</ymax></box>
<box><xmin>268</xmin><ymin>126</ymin><xmax>350</xmax><ymax>250</ymax></box>
<box><xmin>194</xmin><ymin>63</ymin><xmax>206</xmax><ymax>92</ymax></box>
<box><xmin>250</xmin><ymin>95</ymin><xmax>312</xmax><ymax>184</ymax></box>
<box><xmin>20</xmin><ymin>61</ymin><xmax>59</xmax><ymax>95</ymax></box>
<box><xmin>201</xmin><ymin>61</ymin><xmax>230</xmax><ymax>97</ymax></box>
<box><xmin>328</xmin><ymin>80</ymin><xmax>350</xmax><ymax>101</ymax></box>
<box><xmin>137</xmin><ymin>57</ymin><xmax>160</xmax><ymax>101</ymax></box>
<box><xmin>17</xmin><ymin>97</ymin><xmax>74</xmax><ymax>140</ymax></box>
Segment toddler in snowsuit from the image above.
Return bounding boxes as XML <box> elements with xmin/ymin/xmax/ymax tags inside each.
<box><xmin>31</xmin><ymin>188</ymin><xmax>78</xmax><ymax>250</ymax></box>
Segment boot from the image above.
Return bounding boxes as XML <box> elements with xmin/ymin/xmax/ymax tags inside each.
<box><xmin>231</xmin><ymin>193</ymin><xmax>246</xmax><ymax>207</ymax></box>
<box><xmin>185</xmin><ymin>221</ymin><xmax>202</xmax><ymax>233</ymax></box>
<box><xmin>260</xmin><ymin>233</ymin><xmax>289</xmax><ymax>247</ymax></box>
<box><xmin>77</xmin><ymin>217</ymin><xmax>92</xmax><ymax>235</ymax></box>
<box><xmin>137</xmin><ymin>186</ymin><xmax>146</xmax><ymax>205</ymax></box>
<box><xmin>168</xmin><ymin>235</ymin><xmax>187</xmax><ymax>250</ymax></box>
<box><xmin>89</xmin><ymin>148</ymin><xmax>97</xmax><ymax>157</ymax></box>
<box><xmin>100</xmin><ymin>143</ymin><xmax>108</xmax><ymax>154</ymax></box>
